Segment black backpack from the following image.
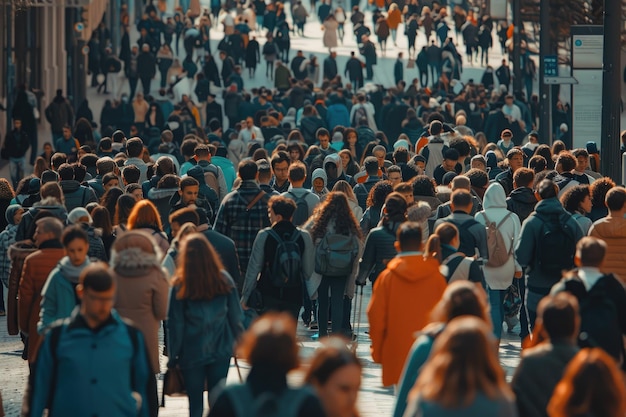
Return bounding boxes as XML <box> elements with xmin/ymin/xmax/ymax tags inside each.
<box><xmin>563</xmin><ymin>274</ymin><xmax>624</xmax><ymax>361</ymax></box>
<box><xmin>454</xmin><ymin>219</ymin><xmax>480</xmax><ymax>257</ymax></box>
<box><xmin>266</xmin><ymin>228</ymin><xmax>303</xmax><ymax>289</ymax></box>
<box><xmin>536</xmin><ymin>213</ymin><xmax>577</xmax><ymax>278</ymax></box>
<box><xmin>352</xmin><ymin>105</ymin><xmax>368</xmax><ymax>127</ymax></box>
<box><xmin>285</xmin><ymin>192</ymin><xmax>310</xmax><ymax>226</ymax></box>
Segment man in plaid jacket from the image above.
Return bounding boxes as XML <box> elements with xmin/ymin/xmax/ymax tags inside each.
<box><xmin>213</xmin><ymin>160</ymin><xmax>271</xmax><ymax>291</ymax></box>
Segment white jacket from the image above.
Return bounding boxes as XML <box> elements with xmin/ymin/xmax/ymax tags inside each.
<box><xmin>475</xmin><ymin>182</ymin><xmax>522</xmax><ymax>290</ymax></box>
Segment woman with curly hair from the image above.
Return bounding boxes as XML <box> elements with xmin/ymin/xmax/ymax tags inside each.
<box><xmin>534</xmin><ymin>144</ymin><xmax>555</xmax><ymax>170</ymax></box>
<box><xmin>0</xmin><ymin>179</ymin><xmax>16</xmax><ymax>231</ymax></box>
<box><xmin>588</xmin><ymin>177</ymin><xmax>615</xmax><ymax>222</ymax></box>
<box><xmin>332</xmin><ymin>180</ymin><xmax>363</xmax><ymax>220</ymax></box>
<box><xmin>342</xmin><ymin>128</ymin><xmax>362</xmax><ymax>161</ymax></box>
<box><xmin>560</xmin><ymin>184</ymin><xmax>593</xmax><ymax>235</ymax></box>
<box><xmin>305</xmin><ymin>192</ymin><xmax>363</xmax><ymax>338</ymax></box>
<box><xmin>548</xmin><ymin>348</ymin><xmax>626</xmax><ymax>417</ymax></box>
<box><xmin>412</xmin><ymin>175</ymin><xmax>441</xmax><ymax>214</ymax></box>
<box><xmin>360</xmin><ymin>180</ymin><xmax>394</xmax><ymax>234</ymax></box>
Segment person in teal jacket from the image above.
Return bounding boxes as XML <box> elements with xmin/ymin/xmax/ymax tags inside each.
<box><xmin>394</xmin><ymin>281</ymin><xmax>491</xmax><ymax>417</ymax></box>
<box><xmin>38</xmin><ymin>225</ymin><xmax>91</xmax><ymax>334</ymax></box>
<box><xmin>30</xmin><ymin>264</ymin><xmax>152</xmax><ymax>417</ymax></box>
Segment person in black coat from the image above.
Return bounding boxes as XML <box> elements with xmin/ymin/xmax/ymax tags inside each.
<box><xmin>394</xmin><ymin>52</ymin><xmax>404</xmax><ymax>86</ymax></box>
<box><xmin>275</xmin><ymin>20</ymin><xmax>291</xmax><ymax>63</ymax></box>
<box><xmin>245</xmin><ymin>36</ymin><xmax>261</xmax><ymax>77</ymax></box>
<box><xmin>220</xmin><ymin>50</ymin><xmax>236</xmax><ymax>87</ymax></box>
<box><xmin>359</xmin><ymin>35</ymin><xmax>377</xmax><ymax>81</ymax></box>
<box><xmin>11</xmin><ymin>88</ymin><xmax>37</xmax><ymax>165</ymax></box>
<box><xmin>290</xmin><ymin>50</ymin><xmax>307</xmax><ymax>80</ymax></box>
<box><xmin>416</xmin><ymin>46</ymin><xmax>429</xmax><ymax>88</ymax></box>
<box><xmin>137</xmin><ymin>44</ymin><xmax>156</xmax><ymax>96</ymax></box>
<box><xmin>426</xmin><ymin>40</ymin><xmax>441</xmax><ymax>88</ymax></box>
<box><xmin>203</xmin><ymin>54</ymin><xmax>222</xmax><ymax>87</ymax></box>
<box><xmin>323</xmin><ymin>51</ymin><xmax>338</xmax><ymax>80</ymax></box>
<box><xmin>344</xmin><ymin>51</ymin><xmax>364</xmax><ymax>91</ymax></box>
<box><xmin>1</xmin><ymin>119</ymin><xmax>30</xmax><ymax>188</ymax></box>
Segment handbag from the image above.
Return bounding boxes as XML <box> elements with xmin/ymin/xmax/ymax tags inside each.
<box><xmin>163</xmin><ymin>368</ymin><xmax>186</xmax><ymax>397</ymax></box>
<box><xmin>247</xmin><ymin>289</ymin><xmax>264</xmax><ymax>312</ymax></box>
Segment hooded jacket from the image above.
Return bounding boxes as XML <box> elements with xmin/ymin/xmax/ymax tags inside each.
<box><xmin>323</xmin><ymin>153</ymin><xmax>354</xmax><ymax>190</ymax></box>
<box><xmin>485</xmin><ymin>151</ymin><xmax>503</xmax><ymax>180</ymax></box>
<box><xmin>475</xmin><ymin>183</ymin><xmax>522</xmax><ymax>289</ymax></box>
<box><xmin>357</xmin><ymin>221</ymin><xmax>401</xmax><ymax>285</ymax></box>
<box><xmin>367</xmin><ymin>253</ymin><xmax>447</xmax><ymax>386</ymax></box>
<box><xmin>515</xmin><ymin>197</ymin><xmax>583</xmax><ymax>291</ymax></box>
<box><xmin>588</xmin><ymin>215</ymin><xmax>626</xmax><ymax>282</ymax></box>
<box><xmin>506</xmin><ymin>186</ymin><xmax>537</xmax><ymax>223</ymax></box>
<box><xmin>38</xmin><ymin>256</ymin><xmax>91</xmax><ymax>335</ymax></box>
<box><xmin>310</xmin><ymin>168</ymin><xmax>329</xmax><ymax>199</ymax></box>
<box><xmin>60</xmin><ymin>180</ymin><xmax>98</xmax><ymax>213</ymax></box>
<box><xmin>111</xmin><ymin>246</ymin><xmax>169</xmax><ymax>373</ymax></box>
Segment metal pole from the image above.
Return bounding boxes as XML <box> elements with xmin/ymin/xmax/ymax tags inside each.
<box><xmin>112</xmin><ymin>0</ymin><xmax>121</xmax><ymax>54</ymax></box>
<box><xmin>5</xmin><ymin>1</ymin><xmax>14</xmax><ymax>135</ymax></box>
<box><xmin>538</xmin><ymin>0</ymin><xmax>551</xmax><ymax>144</ymax></box>
<box><xmin>512</xmin><ymin>0</ymin><xmax>522</xmax><ymax>98</ymax></box>
<box><xmin>600</xmin><ymin>0</ymin><xmax>621</xmax><ymax>182</ymax></box>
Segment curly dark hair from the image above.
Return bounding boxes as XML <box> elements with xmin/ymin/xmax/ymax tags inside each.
<box><xmin>590</xmin><ymin>177</ymin><xmax>616</xmax><ymax>210</ymax></box>
<box><xmin>309</xmin><ymin>192</ymin><xmax>363</xmax><ymax>241</ymax></box>
<box><xmin>560</xmin><ymin>184</ymin><xmax>590</xmax><ymax>214</ymax></box>
<box><xmin>365</xmin><ymin>180</ymin><xmax>393</xmax><ymax>208</ymax></box>
<box><xmin>412</xmin><ymin>175</ymin><xmax>436</xmax><ymax>197</ymax></box>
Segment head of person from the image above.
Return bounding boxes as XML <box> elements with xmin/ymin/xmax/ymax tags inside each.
<box><xmin>169</xmin><ymin>207</ymin><xmax>200</xmax><ymax>237</ymax></box>
<box><xmin>125</xmin><ymin>137</ymin><xmax>144</xmax><ymax>159</ymax></box>
<box><xmin>513</xmin><ymin>167</ymin><xmax>534</xmax><ymax>189</ymax></box>
<box><xmin>174</xmin><ymin>233</ymin><xmax>231</xmax><ymax>300</ymax></box>
<box><xmin>382</xmin><ymin>192</ymin><xmax>408</xmax><ymax>226</ymax></box>
<box><xmin>555</xmin><ymin>152</ymin><xmax>577</xmax><ymax>174</ymax></box>
<box><xmin>33</xmin><ymin>217</ymin><xmax>64</xmax><ymax>248</ymax></box>
<box><xmin>506</xmin><ymin>148</ymin><xmax>524</xmax><ymax>172</ymax></box>
<box><xmin>450</xmin><ymin>189</ymin><xmax>473</xmax><ymax>214</ymax></box>
<box><xmin>102</xmin><ymin>172</ymin><xmax>120</xmax><ymax>191</ymax></box>
<box><xmin>62</xmin><ymin>124</ymin><xmax>72</xmax><ymax>140</ymax></box>
<box><xmin>237</xmin><ymin>312</ymin><xmax>300</xmax><ymax>375</ymax></box>
<box><xmin>535</xmin><ymin>179</ymin><xmax>559</xmax><ymax>201</ymax></box>
<box><xmin>238</xmin><ymin>159</ymin><xmax>259</xmax><ymax>182</ymax></box>
<box><xmin>572</xmin><ymin>148</ymin><xmax>589</xmax><ymax>172</ymax></box>
<box><xmin>393</xmin><ymin>182</ymin><xmax>414</xmax><ymax>205</ymax></box>
<box><xmin>395</xmin><ymin>221</ymin><xmax>423</xmax><ymax>253</ymax></box>
<box><xmin>531</xmin><ymin>292</ymin><xmax>580</xmax><ymax>347</ymax></box>
<box><xmin>409</xmin><ymin>316</ymin><xmax>509</xmax><ymax>407</ymax></box>
<box><xmin>387</xmin><ymin>165</ymin><xmax>403</xmax><ymax>188</ymax></box>
<box><xmin>304</xmin><ymin>338</ymin><xmax>362</xmax><ymax>417</ymax></box>
<box><xmin>268</xmin><ymin>195</ymin><xmax>296</xmax><ymax>224</ymax></box>
<box><xmin>560</xmin><ymin>184</ymin><xmax>591</xmax><ymax>215</ymax></box>
<box><xmin>77</xmin><ymin>263</ymin><xmax>117</xmax><ymax>328</ymax></box>
<box><xmin>605</xmin><ymin>186</ymin><xmax>626</xmax><ymax>215</ymax></box>
<box><xmin>574</xmin><ymin>236</ymin><xmax>606</xmax><ymax>270</ymax></box>
<box><xmin>287</xmin><ymin>161</ymin><xmax>307</xmax><ymax>188</ymax></box>
<box><xmin>373</xmin><ymin>145</ymin><xmax>387</xmax><ymax>168</ymax></box>
<box><xmin>430</xmin><ymin>280</ymin><xmax>490</xmax><ymax>324</ymax></box>
<box><xmin>271</xmin><ymin>151</ymin><xmax>291</xmax><ymax>183</ymax></box>
<box><xmin>126</xmin><ymin>199</ymin><xmax>163</xmax><ymax>231</ymax></box>
<box><xmin>317</xmin><ymin>128</ymin><xmax>331</xmax><ymax>149</ymax></box>
<box><xmin>62</xmin><ymin>224</ymin><xmax>90</xmax><ymax>266</ymax></box>
<box><xmin>178</xmin><ymin>177</ymin><xmax>200</xmax><ymax>207</ymax></box>
<box><xmin>471</xmin><ymin>155</ymin><xmax>487</xmax><ymax>171</ymax></box>
<box><xmin>547</xmin><ymin>348</ymin><xmax>626</xmax><ymax>417</ymax></box>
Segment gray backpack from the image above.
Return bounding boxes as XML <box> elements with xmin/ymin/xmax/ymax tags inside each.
<box><xmin>315</xmin><ymin>233</ymin><xmax>359</xmax><ymax>277</ymax></box>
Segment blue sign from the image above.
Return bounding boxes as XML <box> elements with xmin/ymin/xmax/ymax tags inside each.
<box><xmin>544</xmin><ymin>55</ymin><xmax>558</xmax><ymax>77</ymax></box>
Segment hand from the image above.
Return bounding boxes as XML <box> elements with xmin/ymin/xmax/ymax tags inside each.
<box><xmin>514</xmin><ymin>271</ymin><xmax>523</xmax><ymax>279</ymax></box>
<box><xmin>241</xmin><ymin>301</ymin><xmax>249</xmax><ymax>310</ymax></box>
<box><xmin>355</xmin><ymin>279</ymin><xmax>367</xmax><ymax>287</ymax></box>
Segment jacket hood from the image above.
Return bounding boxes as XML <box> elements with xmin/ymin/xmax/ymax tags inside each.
<box><xmin>386</xmin><ymin>255</ymin><xmax>441</xmax><ymax>282</ymax></box>
<box><xmin>312</xmin><ymin>168</ymin><xmax>328</xmax><ymax>186</ymax></box>
<box><xmin>324</xmin><ymin>153</ymin><xmax>343</xmax><ymax>176</ymax></box>
<box><xmin>407</xmin><ymin>201</ymin><xmax>432</xmax><ymax>223</ymax></box>
<box><xmin>5</xmin><ymin>204</ymin><xmax>22</xmax><ymax>225</ymax></box>
<box><xmin>58</xmin><ymin>256</ymin><xmax>92</xmax><ymax>284</ymax></box>
<box><xmin>60</xmin><ymin>180</ymin><xmax>81</xmax><ymax>194</ymax></box>
<box><xmin>485</xmin><ymin>151</ymin><xmax>498</xmax><ymax>169</ymax></box>
<box><xmin>509</xmin><ymin>187</ymin><xmax>537</xmax><ymax>205</ymax></box>
<box><xmin>110</xmin><ymin>247</ymin><xmax>163</xmax><ymax>277</ymax></box>
<box><xmin>535</xmin><ymin>197</ymin><xmax>568</xmax><ymax>216</ymax></box>
<box><xmin>483</xmin><ymin>182</ymin><xmax>507</xmax><ymax>209</ymax></box>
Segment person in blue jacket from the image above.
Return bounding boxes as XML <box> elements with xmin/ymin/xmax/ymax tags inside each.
<box><xmin>30</xmin><ymin>263</ymin><xmax>152</xmax><ymax>417</ymax></box>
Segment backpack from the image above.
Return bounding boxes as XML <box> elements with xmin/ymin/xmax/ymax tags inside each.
<box><xmin>225</xmin><ymin>384</ymin><xmax>313</xmax><ymax>417</ymax></box>
<box><xmin>454</xmin><ymin>219</ymin><xmax>480</xmax><ymax>257</ymax></box>
<box><xmin>442</xmin><ymin>252</ymin><xmax>473</xmax><ymax>283</ymax></box>
<box><xmin>563</xmin><ymin>274</ymin><xmax>624</xmax><ymax>360</ymax></box>
<box><xmin>536</xmin><ymin>213</ymin><xmax>576</xmax><ymax>278</ymax></box>
<box><xmin>202</xmin><ymin>165</ymin><xmax>221</xmax><ymax>197</ymax></box>
<box><xmin>315</xmin><ymin>233</ymin><xmax>359</xmax><ymax>277</ymax></box>
<box><xmin>352</xmin><ymin>105</ymin><xmax>368</xmax><ymax>127</ymax></box>
<box><xmin>480</xmin><ymin>212</ymin><xmax>513</xmax><ymax>268</ymax></box>
<box><xmin>266</xmin><ymin>228</ymin><xmax>303</xmax><ymax>289</ymax></box>
<box><xmin>285</xmin><ymin>191</ymin><xmax>310</xmax><ymax>226</ymax></box>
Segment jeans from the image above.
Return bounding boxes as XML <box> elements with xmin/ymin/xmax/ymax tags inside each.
<box><xmin>317</xmin><ymin>275</ymin><xmax>347</xmax><ymax>337</ymax></box>
<box><xmin>391</xmin><ymin>29</ymin><xmax>397</xmax><ymax>43</ymax></box>
<box><xmin>9</xmin><ymin>157</ymin><xmax>25</xmax><ymax>189</ymax></box>
<box><xmin>140</xmin><ymin>77</ymin><xmax>152</xmax><ymax>96</ymax></box>
<box><xmin>488</xmin><ymin>287</ymin><xmax>506</xmax><ymax>340</ymax></box>
<box><xmin>181</xmin><ymin>357</ymin><xmax>231</xmax><ymax>417</ymax></box>
<box><xmin>128</xmin><ymin>77</ymin><xmax>139</xmax><ymax>100</ymax></box>
<box><xmin>262</xmin><ymin>293</ymin><xmax>301</xmax><ymax>320</ymax></box>
<box><xmin>28</xmin><ymin>129</ymin><xmax>38</xmax><ymax>165</ymax></box>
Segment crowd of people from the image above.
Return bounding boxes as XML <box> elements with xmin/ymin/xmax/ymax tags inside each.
<box><xmin>0</xmin><ymin>0</ymin><xmax>624</xmax><ymax>416</ymax></box>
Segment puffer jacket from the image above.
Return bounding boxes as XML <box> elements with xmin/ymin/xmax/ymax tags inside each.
<box><xmin>474</xmin><ymin>183</ymin><xmax>522</xmax><ymax>290</ymax></box>
<box><xmin>356</xmin><ymin>221</ymin><xmax>401</xmax><ymax>284</ymax></box>
<box><xmin>588</xmin><ymin>215</ymin><xmax>626</xmax><ymax>282</ymax></box>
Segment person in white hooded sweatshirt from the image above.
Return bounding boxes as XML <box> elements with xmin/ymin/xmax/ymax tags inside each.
<box><xmin>475</xmin><ymin>182</ymin><xmax>522</xmax><ymax>341</ymax></box>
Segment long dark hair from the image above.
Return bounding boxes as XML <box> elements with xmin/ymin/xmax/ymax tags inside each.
<box><xmin>309</xmin><ymin>192</ymin><xmax>362</xmax><ymax>241</ymax></box>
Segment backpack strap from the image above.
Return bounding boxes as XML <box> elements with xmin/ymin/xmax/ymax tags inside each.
<box><xmin>246</xmin><ymin>191</ymin><xmax>266</xmax><ymax>211</ymax></box>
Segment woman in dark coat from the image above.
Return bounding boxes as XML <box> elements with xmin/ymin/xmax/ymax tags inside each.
<box><xmin>75</xmin><ymin>99</ymin><xmax>94</xmax><ymax>123</ymax></box>
<box><xmin>100</xmin><ymin>99</ymin><xmax>118</xmax><ymax>132</ymax></box>
<box><xmin>11</xmin><ymin>89</ymin><xmax>37</xmax><ymax>165</ymax></box>
<box><xmin>245</xmin><ymin>36</ymin><xmax>260</xmax><ymax>78</ymax></box>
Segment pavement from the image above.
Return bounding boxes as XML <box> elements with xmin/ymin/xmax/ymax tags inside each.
<box><xmin>0</xmin><ymin>282</ymin><xmax>522</xmax><ymax>417</ymax></box>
